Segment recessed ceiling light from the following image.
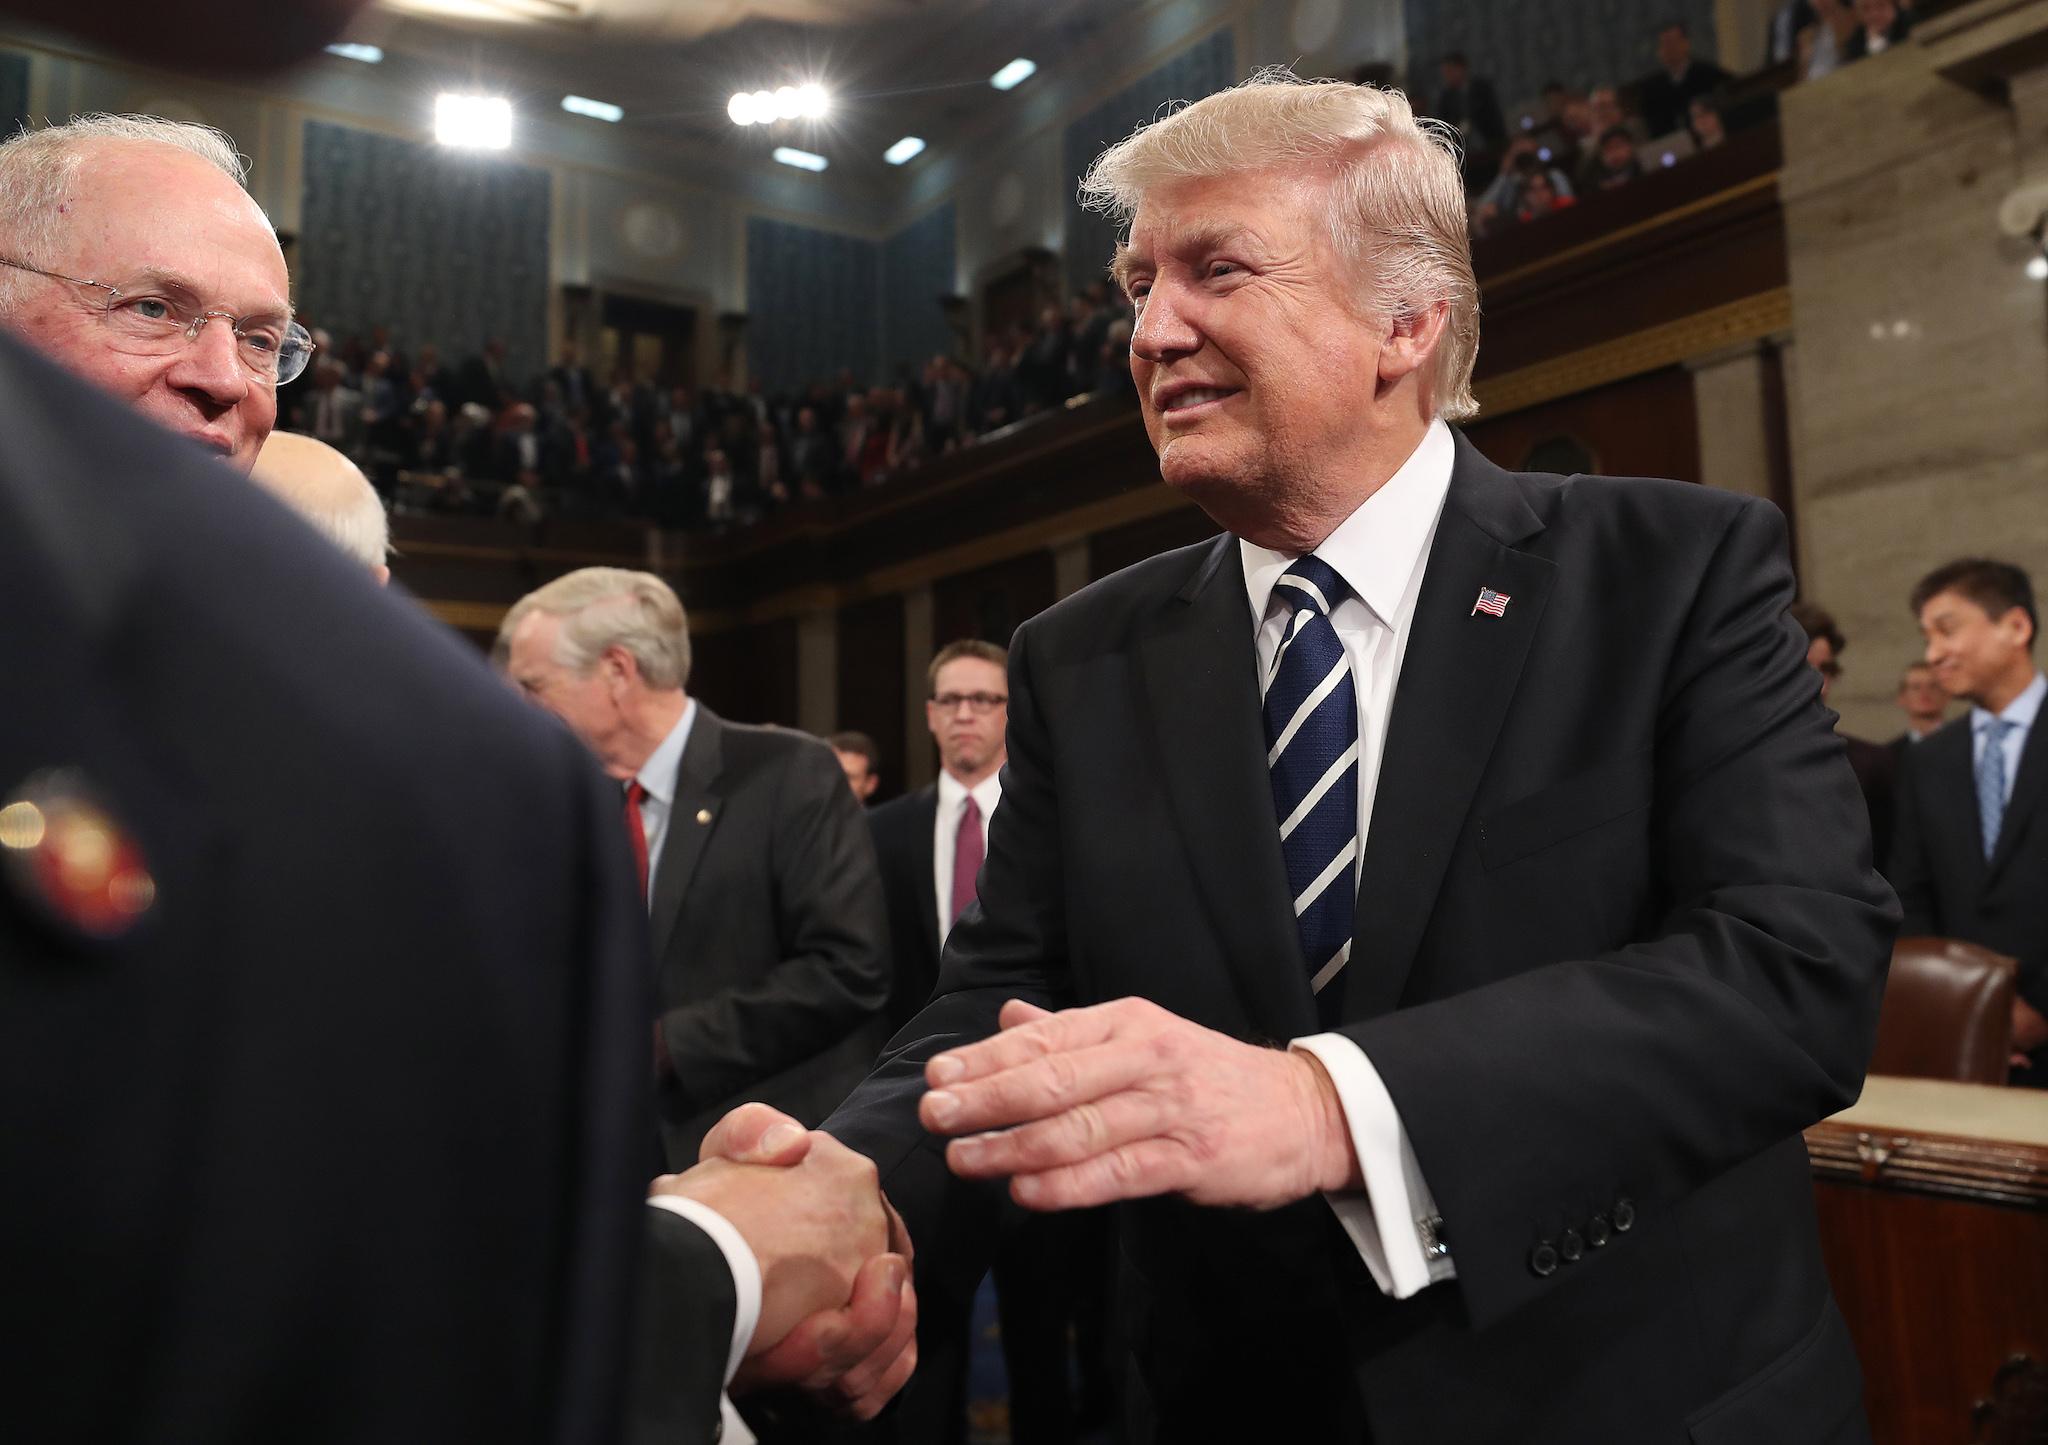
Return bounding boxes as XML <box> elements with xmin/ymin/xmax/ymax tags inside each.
<box><xmin>729</xmin><ymin>92</ymin><xmax>757</xmax><ymax>126</ymax></box>
<box><xmin>990</xmin><ymin>58</ymin><xmax>1037</xmax><ymax>91</ymax></box>
<box><xmin>2028</xmin><ymin>254</ymin><xmax>2048</xmax><ymax>281</ymax></box>
<box><xmin>324</xmin><ymin>43</ymin><xmax>383</xmax><ymax>64</ymax></box>
<box><xmin>797</xmin><ymin>84</ymin><xmax>829</xmax><ymax>119</ymax></box>
<box><xmin>884</xmin><ymin>135</ymin><xmax>926</xmax><ymax>165</ymax></box>
<box><xmin>561</xmin><ymin>95</ymin><xmax>623</xmax><ymax>123</ymax></box>
<box><xmin>435</xmin><ymin>94</ymin><xmax>512</xmax><ymax>149</ymax></box>
<box><xmin>773</xmin><ymin>146</ymin><xmax>828</xmax><ymax>172</ymax></box>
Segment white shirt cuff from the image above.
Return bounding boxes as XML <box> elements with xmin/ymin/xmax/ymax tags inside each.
<box><xmin>1292</xmin><ymin>1033</ymin><xmax>1454</xmax><ymax>1300</ymax></box>
<box><xmin>646</xmin><ymin>1194</ymin><xmax>763</xmax><ymax>1386</ymax></box>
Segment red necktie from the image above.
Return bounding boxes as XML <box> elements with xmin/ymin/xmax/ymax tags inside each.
<box><xmin>951</xmin><ymin>794</ymin><xmax>984</xmax><ymax>924</ymax></box>
<box><xmin>622</xmin><ymin>780</ymin><xmax>650</xmax><ymax>901</ymax></box>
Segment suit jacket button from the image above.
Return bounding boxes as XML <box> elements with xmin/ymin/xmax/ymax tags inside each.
<box><xmin>1558</xmin><ymin>1229</ymin><xmax>1584</xmax><ymax>1263</ymax></box>
<box><xmin>1529</xmin><ymin>1242</ymin><xmax>1560</xmax><ymax>1278</ymax></box>
<box><xmin>1613</xmin><ymin>1199</ymin><xmax>1636</xmax><ymax>1233</ymax></box>
<box><xmin>1587</xmin><ymin>1214</ymin><xmax>1611</xmax><ymax>1248</ymax></box>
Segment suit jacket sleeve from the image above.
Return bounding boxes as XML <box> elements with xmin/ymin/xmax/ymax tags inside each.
<box><xmin>659</xmin><ymin>742</ymin><xmax>892</xmax><ymax>1110</ymax></box>
<box><xmin>1886</xmin><ymin>741</ymin><xmax>1938</xmax><ymax>936</ymax></box>
<box><xmin>627</xmin><ymin>1206</ymin><xmax>738</xmax><ymax>1445</ymax></box>
<box><xmin>1347</xmin><ymin>498</ymin><xmax>1899</xmax><ymax>1330</ymax></box>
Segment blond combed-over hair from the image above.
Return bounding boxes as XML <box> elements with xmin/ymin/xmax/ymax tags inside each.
<box><xmin>499</xmin><ymin>567</ymin><xmax>693</xmax><ymax>691</ymax></box>
<box><xmin>1079</xmin><ymin>68</ymin><xmax>1481</xmax><ymax>421</ymax></box>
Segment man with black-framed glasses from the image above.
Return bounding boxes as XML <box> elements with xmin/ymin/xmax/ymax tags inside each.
<box><xmin>0</xmin><ymin>114</ymin><xmax>306</xmax><ymax>476</ymax></box>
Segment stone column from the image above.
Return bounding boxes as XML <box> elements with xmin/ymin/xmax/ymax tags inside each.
<box><xmin>1687</xmin><ymin>341</ymin><xmax>1777</xmax><ymax>502</ymax></box>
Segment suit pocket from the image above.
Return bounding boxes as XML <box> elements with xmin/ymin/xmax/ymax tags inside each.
<box><xmin>1478</xmin><ymin>751</ymin><xmax>1654</xmax><ymax>871</ymax></box>
<box><xmin>1687</xmin><ymin>1298</ymin><xmax>1865</xmax><ymax>1445</ymax></box>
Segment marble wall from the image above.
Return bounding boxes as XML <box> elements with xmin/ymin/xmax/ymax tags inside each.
<box><xmin>1779</xmin><ymin>25</ymin><xmax>2048</xmax><ymax>740</ymax></box>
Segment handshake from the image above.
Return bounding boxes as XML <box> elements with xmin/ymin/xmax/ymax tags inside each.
<box><xmin>650</xmin><ymin>1104</ymin><xmax>918</xmax><ymax>1418</ymax></box>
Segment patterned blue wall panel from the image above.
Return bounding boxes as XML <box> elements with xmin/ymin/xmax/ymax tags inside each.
<box><xmin>1403</xmin><ymin>0</ymin><xmax>1721</xmax><ymax>114</ymax></box>
<box><xmin>0</xmin><ymin>51</ymin><xmax>29</xmax><ymax>138</ymax></box>
<box><xmin>297</xmin><ymin>120</ymin><xmax>551</xmax><ymax>383</ymax></box>
<box><xmin>746</xmin><ymin>216</ymin><xmax>881</xmax><ymax>393</ymax></box>
<box><xmin>880</xmin><ymin>201</ymin><xmax>956</xmax><ymax>379</ymax></box>
<box><xmin>1061</xmin><ymin>28</ymin><xmax>1236</xmax><ymax>297</ymax></box>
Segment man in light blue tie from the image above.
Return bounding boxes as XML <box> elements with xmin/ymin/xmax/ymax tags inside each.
<box><xmin>1891</xmin><ymin>558</ymin><xmax>2048</xmax><ymax>1082</ymax></box>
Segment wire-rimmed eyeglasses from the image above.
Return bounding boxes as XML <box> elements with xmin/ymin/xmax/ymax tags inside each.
<box><xmin>0</xmin><ymin>256</ymin><xmax>314</xmax><ymax>386</ymax></box>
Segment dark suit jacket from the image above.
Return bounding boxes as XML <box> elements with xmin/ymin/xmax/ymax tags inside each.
<box><xmin>0</xmin><ymin>333</ymin><xmax>658</xmax><ymax>1441</ymax></box>
<box><xmin>868</xmin><ymin>783</ymin><xmax>943</xmax><ymax>1033</ymax></box>
<box><xmin>653</xmin><ymin>707</ymin><xmax>892</xmax><ymax>1163</ymax></box>
<box><xmin>631</xmin><ymin>1208</ymin><xmax>741</xmax><ymax>1445</ymax></box>
<box><xmin>1844</xmin><ymin>732</ymin><xmax>1897</xmax><ymax>876</ymax></box>
<box><xmin>1889</xmin><ymin>708</ymin><xmax>2048</xmax><ymax>1076</ymax></box>
<box><xmin>830</xmin><ymin>435</ymin><xmax>1895</xmax><ymax>1444</ymax></box>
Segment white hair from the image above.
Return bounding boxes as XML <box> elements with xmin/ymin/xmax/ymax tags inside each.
<box><xmin>0</xmin><ymin>114</ymin><xmax>254</xmax><ymax>314</ymax></box>
<box><xmin>296</xmin><ymin>479</ymin><xmax>392</xmax><ymax>571</ymax></box>
<box><xmin>499</xmin><ymin>567</ymin><xmax>692</xmax><ymax>691</ymax></box>
<box><xmin>1080</xmin><ymin>68</ymin><xmax>1482</xmax><ymax>421</ymax></box>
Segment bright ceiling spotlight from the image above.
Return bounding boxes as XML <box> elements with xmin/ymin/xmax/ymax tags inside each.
<box><xmin>990</xmin><ymin>58</ymin><xmax>1037</xmax><ymax>91</ymax></box>
<box><xmin>884</xmin><ymin>135</ymin><xmax>926</xmax><ymax>165</ymax></box>
<box><xmin>435</xmin><ymin>94</ymin><xmax>512</xmax><ymax>150</ymax></box>
<box><xmin>773</xmin><ymin>146</ymin><xmax>828</xmax><ymax>172</ymax></box>
<box><xmin>797</xmin><ymin>83</ymin><xmax>829</xmax><ymax>119</ymax></box>
<box><xmin>562</xmin><ymin>94</ymin><xmax>623</xmax><ymax>123</ymax></box>
<box><xmin>2028</xmin><ymin>253</ymin><xmax>2048</xmax><ymax>282</ymax></box>
<box><xmin>773</xmin><ymin>86</ymin><xmax>803</xmax><ymax>120</ymax></box>
<box><xmin>728</xmin><ymin>92</ymin><xmax>756</xmax><ymax>125</ymax></box>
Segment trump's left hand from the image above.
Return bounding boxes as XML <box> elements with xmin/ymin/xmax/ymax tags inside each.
<box><xmin>920</xmin><ymin>997</ymin><xmax>1362</xmax><ymax>1211</ymax></box>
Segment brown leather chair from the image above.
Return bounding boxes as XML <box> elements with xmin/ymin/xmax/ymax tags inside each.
<box><xmin>1869</xmin><ymin>937</ymin><xmax>2018</xmax><ymax>1084</ymax></box>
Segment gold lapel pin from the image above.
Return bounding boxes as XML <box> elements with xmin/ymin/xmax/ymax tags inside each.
<box><xmin>695</xmin><ymin>808</ymin><xmax>713</xmax><ymax>825</ymax></box>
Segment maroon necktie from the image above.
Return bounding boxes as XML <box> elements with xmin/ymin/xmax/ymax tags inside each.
<box><xmin>951</xmin><ymin>794</ymin><xmax>984</xmax><ymax>924</ymax></box>
<box><xmin>622</xmin><ymin>780</ymin><xmax>650</xmax><ymax>901</ymax></box>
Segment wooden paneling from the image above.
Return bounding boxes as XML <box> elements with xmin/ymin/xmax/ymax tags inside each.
<box><xmin>836</xmin><ymin>593</ymin><xmax>908</xmax><ymax>802</ymax></box>
<box><xmin>1088</xmin><ymin>504</ymin><xmax>1221</xmax><ymax>584</ymax></box>
<box><xmin>1462</xmin><ymin>365</ymin><xmax>1702</xmax><ymax>484</ymax></box>
<box><xmin>690</xmin><ymin>617</ymin><xmax>798</xmax><ymax>726</ymax></box>
<box><xmin>933</xmin><ymin>550</ymin><xmax>1057</xmax><ymax>650</ymax></box>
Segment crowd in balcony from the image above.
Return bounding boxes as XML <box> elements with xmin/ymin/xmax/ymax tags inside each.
<box><xmin>278</xmin><ymin>285</ymin><xmax>1134</xmax><ymax>531</ymax></box>
<box><xmin>1432</xmin><ymin>2</ymin><xmax>1917</xmax><ymax>240</ymax></box>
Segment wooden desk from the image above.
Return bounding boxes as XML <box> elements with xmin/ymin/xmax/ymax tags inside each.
<box><xmin>1806</xmin><ymin>1076</ymin><xmax>2048</xmax><ymax>1444</ymax></box>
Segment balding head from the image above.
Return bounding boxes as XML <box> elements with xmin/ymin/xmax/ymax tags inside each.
<box><xmin>252</xmin><ymin>431</ymin><xmax>391</xmax><ymax>583</ymax></box>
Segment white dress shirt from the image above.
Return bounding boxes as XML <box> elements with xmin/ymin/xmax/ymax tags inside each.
<box><xmin>631</xmin><ymin>700</ymin><xmax>699</xmax><ymax>907</ymax></box>
<box><xmin>934</xmin><ymin>767</ymin><xmax>1002</xmax><ymax>947</ymax></box>
<box><xmin>1972</xmin><ymin>671</ymin><xmax>2045</xmax><ymax>809</ymax></box>
<box><xmin>1240</xmin><ymin>418</ymin><xmax>1459</xmax><ymax>1300</ymax></box>
<box><xmin>643</xmin><ymin>1194</ymin><xmax>762</xmax><ymax>1445</ymax></box>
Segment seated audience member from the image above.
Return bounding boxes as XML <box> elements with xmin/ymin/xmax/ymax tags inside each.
<box><xmin>1803</xmin><ymin>0</ymin><xmax>1856</xmax><ymax>79</ymax></box>
<box><xmin>1844</xmin><ymin>0</ymin><xmax>1913</xmax><ymax>59</ymax></box>
<box><xmin>829</xmin><ymin>731</ymin><xmax>883</xmax><ymax>804</ymax></box>
<box><xmin>498</xmin><ymin>568</ymin><xmax>893</xmax><ymax>1160</ymax></box>
<box><xmin>1791</xmin><ymin>600</ymin><xmax>1899</xmax><ymax>872</ymax></box>
<box><xmin>1430</xmin><ymin>50</ymin><xmax>1507</xmax><ymax>189</ymax></box>
<box><xmin>1585</xmin><ymin>126</ymin><xmax>1645</xmax><ymax>191</ymax></box>
<box><xmin>1641</xmin><ymin>20</ymin><xmax>1732</xmax><ymax>138</ymax></box>
<box><xmin>1890</xmin><ymin>559</ymin><xmax>2048</xmax><ymax>1084</ymax></box>
<box><xmin>1770</xmin><ymin>0</ymin><xmax>1820</xmax><ymax>64</ymax></box>
<box><xmin>1588</xmin><ymin>83</ymin><xmax>1649</xmax><ymax>146</ymax></box>
<box><xmin>297</xmin><ymin>359</ymin><xmax>362</xmax><ymax>457</ymax></box>
<box><xmin>251</xmin><ymin>431</ymin><xmax>392</xmax><ymax>584</ymax></box>
<box><xmin>1515</xmin><ymin>167</ymin><xmax>1576</xmax><ymax>224</ymax></box>
<box><xmin>1688</xmin><ymin>93</ymin><xmax>1728</xmax><ymax>151</ymax></box>
<box><xmin>1472</xmin><ymin>136</ymin><xmax>1574</xmax><ymax>232</ymax></box>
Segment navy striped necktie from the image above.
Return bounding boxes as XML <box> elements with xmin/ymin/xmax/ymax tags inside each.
<box><xmin>1261</xmin><ymin>554</ymin><xmax>1359</xmax><ymax>1017</ymax></box>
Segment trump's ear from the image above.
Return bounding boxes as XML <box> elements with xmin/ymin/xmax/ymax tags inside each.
<box><xmin>1376</xmin><ymin>300</ymin><xmax>1450</xmax><ymax>390</ymax></box>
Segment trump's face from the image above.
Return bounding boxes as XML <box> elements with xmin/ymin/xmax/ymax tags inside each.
<box><xmin>1119</xmin><ymin>167</ymin><xmax>1387</xmax><ymax>532</ymax></box>
<box><xmin>4</xmin><ymin>143</ymin><xmax>288</xmax><ymax>475</ymax></box>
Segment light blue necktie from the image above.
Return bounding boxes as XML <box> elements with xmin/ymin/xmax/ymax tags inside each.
<box><xmin>1977</xmin><ymin>717</ymin><xmax>2015</xmax><ymax>859</ymax></box>
<box><xmin>1261</xmin><ymin>555</ymin><xmax>1359</xmax><ymax>1019</ymax></box>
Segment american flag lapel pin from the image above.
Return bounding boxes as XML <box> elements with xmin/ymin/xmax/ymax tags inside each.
<box><xmin>1471</xmin><ymin>587</ymin><xmax>1511</xmax><ymax>618</ymax></box>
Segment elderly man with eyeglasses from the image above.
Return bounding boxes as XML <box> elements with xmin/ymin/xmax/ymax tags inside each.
<box><xmin>0</xmin><ymin>113</ymin><xmax>312</xmax><ymax>475</ymax></box>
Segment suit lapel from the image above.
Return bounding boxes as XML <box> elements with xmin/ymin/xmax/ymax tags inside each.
<box><xmin>1341</xmin><ymin>438</ymin><xmax>1557</xmax><ymax>1022</ymax></box>
<box><xmin>650</xmin><ymin>704</ymin><xmax>725</xmax><ymax>962</ymax></box>
<box><xmin>1987</xmin><ymin>707</ymin><xmax>2048</xmax><ymax>882</ymax></box>
<box><xmin>914</xmin><ymin>785</ymin><xmax>942</xmax><ymax>966</ymax></box>
<box><xmin>1136</xmin><ymin>536</ymin><xmax>1316</xmax><ymax>1039</ymax></box>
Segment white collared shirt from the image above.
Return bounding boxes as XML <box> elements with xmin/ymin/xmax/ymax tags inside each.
<box><xmin>934</xmin><ymin>767</ymin><xmax>1003</xmax><ymax>947</ymax></box>
<box><xmin>1239</xmin><ymin>418</ymin><xmax>1460</xmax><ymax>1301</ymax></box>
<box><xmin>631</xmin><ymin>699</ymin><xmax>698</xmax><ymax>906</ymax></box>
<box><xmin>1972</xmin><ymin>671</ymin><xmax>2045</xmax><ymax>809</ymax></box>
